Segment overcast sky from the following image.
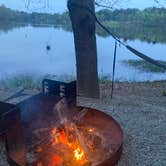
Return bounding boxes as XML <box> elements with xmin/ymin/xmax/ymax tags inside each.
<box><xmin>0</xmin><ymin>0</ymin><xmax>165</xmax><ymax>13</ymax></box>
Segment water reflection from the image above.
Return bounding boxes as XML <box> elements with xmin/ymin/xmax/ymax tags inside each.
<box><xmin>0</xmin><ymin>26</ymin><xmax>166</xmax><ymax>82</ymax></box>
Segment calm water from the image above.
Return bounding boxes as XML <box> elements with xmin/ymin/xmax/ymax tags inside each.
<box><xmin>0</xmin><ymin>26</ymin><xmax>166</xmax><ymax>82</ymax></box>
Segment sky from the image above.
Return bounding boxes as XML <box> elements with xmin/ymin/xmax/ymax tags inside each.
<box><xmin>0</xmin><ymin>0</ymin><xmax>165</xmax><ymax>13</ymax></box>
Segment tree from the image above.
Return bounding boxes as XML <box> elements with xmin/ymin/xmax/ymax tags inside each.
<box><xmin>68</xmin><ymin>0</ymin><xmax>100</xmax><ymax>98</ymax></box>
<box><xmin>26</xmin><ymin>0</ymin><xmax>165</xmax><ymax>98</ymax></box>
<box><xmin>67</xmin><ymin>0</ymin><xmax>165</xmax><ymax>99</ymax></box>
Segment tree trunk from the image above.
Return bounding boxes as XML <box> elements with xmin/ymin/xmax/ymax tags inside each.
<box><xmin>67</xmin><ymin>0</ymin><xmax>100</xmax><ymax>98</ymax></box>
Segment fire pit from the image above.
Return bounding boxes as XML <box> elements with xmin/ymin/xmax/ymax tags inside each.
<box><xmin>0</xmin><ymin>79</ymin><xmax>123</xmax><ymax>166</ymax></box>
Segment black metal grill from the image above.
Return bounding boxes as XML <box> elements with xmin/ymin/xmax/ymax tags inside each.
<box><xmin>0</xmin><ymin>79</ymin><xmax>77</xmax><ymax>166</ymax></box>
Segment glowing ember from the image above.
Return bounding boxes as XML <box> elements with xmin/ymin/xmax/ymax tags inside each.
<box><xmin>51</xmin><ymin>155</ymin><xmax>63</xmax><ymax>165</ymax></box>
<box><xmin>74</xmin><ymin>148</ymin><xmax>84</xmax><ymax>161</ymax></box>
<box><xmin>88</xmin><ymin>128</ymin><xmax>94</xmax><ymax>133</ymax></box>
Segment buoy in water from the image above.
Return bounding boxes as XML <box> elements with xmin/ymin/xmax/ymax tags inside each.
<box><xmin>46</xmin><ymin>45</ymin><xmax>51</xmax><ymax>51</ymax></box>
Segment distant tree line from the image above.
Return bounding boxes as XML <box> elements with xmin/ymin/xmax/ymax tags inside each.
<box><xmin>0</xmin><ymin>5</ymin><xmax>166</xmax><ymax>43</ymax></box>
<box><xmin>96</xmin><ymin>8</ymin><xmax>166</xmax><ymax>43</ymax></box>
<box><xmin>0</xmin><ymin>5</ymin><xmax>70</xmax><ymax>29</ymax></box>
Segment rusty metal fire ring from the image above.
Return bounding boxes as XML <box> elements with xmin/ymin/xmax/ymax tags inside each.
<box><xmin>76</xmin><ymin>107</ymin><xmax>123</xmax><ymax>166</ymax></box>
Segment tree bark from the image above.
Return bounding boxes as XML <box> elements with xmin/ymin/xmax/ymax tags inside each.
<box><xmin>67</xmin><ymin>0</ymin><xmax>100</xmax><ymax>98</ymax></box>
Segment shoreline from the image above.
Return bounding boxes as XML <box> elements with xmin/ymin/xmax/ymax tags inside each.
<box><xmin>0</xmin><ymin>73</ymin><xmax>165</xmax><ymax>90</ymax></box>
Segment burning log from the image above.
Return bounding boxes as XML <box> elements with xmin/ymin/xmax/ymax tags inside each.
<box><xmin>54</xmin><ymin>98</ymin><xmax>89</xmax><ymax>164</ymax></box>
<box><xmin>23</xmin><ymin>97</ymin><xmax>121</xmax><ymax>166</ymax></box>
<box><xmin>18</xmin><ymin>95</ymin><xmax>122</xmax><ymax>166</ymax></box>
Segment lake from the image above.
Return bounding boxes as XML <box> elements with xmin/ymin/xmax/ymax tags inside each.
<box><xmin>0</xmin><ymin>26</ymin><xmax>166</xmax><ymax>82</ymax></box>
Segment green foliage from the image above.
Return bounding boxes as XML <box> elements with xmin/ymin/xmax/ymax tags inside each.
<box><xmin>0</xmin><ymin>5</ymin><xmax>166</xmax><ymax>42</ymax></box>
<box><xmin>96</xmin><ymin>7</ymin><xmax>166</xmax><ymax>43</ymax></box>
<box><xmin>99</xmin><ymin>75</ymin><xmax>111</xmax><ymax>83</ymax></box>
<box><xmin>0</xmin><ymin>74</ymin><xmax>76</xmax><ymax>90</ymax></box>
<box><xmin>0</xmin><ymin>74</ymin><xmax>41</xmax><ymax>89</ymax></box>
<box><xmin>0</xmin><ymin>5</ymin><xmax>71</xmax><ymax>33</ymax></box>
<box><xmin>122</xmin><ymin>60</ymin><xmax>166</xmax><ymax>73</ymax></box>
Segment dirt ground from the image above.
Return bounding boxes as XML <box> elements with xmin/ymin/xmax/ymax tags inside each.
<box><xmin>0</xmin><ymin>81</ymin><xmax>166</xmax><ymax>166</ymax></box>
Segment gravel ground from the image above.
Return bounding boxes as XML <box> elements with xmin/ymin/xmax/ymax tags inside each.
<box><xmin>79</xmin><ymin>81</ymin><xmax>166</xmax><ymax>166</ymax></box>
<box><xmin>0</xmin><ymin>81</ymin><xmax>166</xmax><ymax>166</ymax></box>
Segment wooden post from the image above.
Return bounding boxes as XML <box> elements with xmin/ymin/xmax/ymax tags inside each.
<box><xmin>67</xmin><ymin>0</ymin><xmax>100</xmax><ymax>98</ymax></box>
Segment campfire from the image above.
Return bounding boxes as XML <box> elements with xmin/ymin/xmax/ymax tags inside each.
<box><xmin>30</xmin><ymin>99</ymin><xmax>113</xmax><ymax>166</ymax></box>
<box><xmin>0</xmin><ymin>79</ymin><xmax>123</xmax><ymax>166</ymax></box>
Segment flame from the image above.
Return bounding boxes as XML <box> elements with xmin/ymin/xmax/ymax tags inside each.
<box><xmin>51</xmin><ymin>128</ymin><xmax>69</xmax><ymax>146</ymax></box>
<box><xmin>74</xmin><ymin>148</ymin><xmax>84</xmax><ymax>160</ymax></box>
<box><xmin>50</xmin><ymin>127</ymin><xmax>87</xmax><ymax>164</ymax></box>
<box><xmin>88</xmin><ymin>128</ymin><xmax>94</xmax><ymax>133</ymax></box>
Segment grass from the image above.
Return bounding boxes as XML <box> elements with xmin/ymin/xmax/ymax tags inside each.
<box><xmin>0</xmin><ymin>74</ymin><xmax>42</xmax><ymax>90</ymax></box>
<box><xmin>0</xmin><ymin>73</ymin><xmax>165</xmax><ymax>90</ymax></box>
<box><xmin>122</xmin><ymin>60</ymin><xmax>166</xmax><ymax>73</ymax></box>
<box><xmin>99</xmin><ymin>75</ymin><xmax>111</xmax><ymax>84</ymax></box>
<box><xmin>0</xmin><ymin>74</ymin><xmax>76</xmax><ymax>90</ymax></box>
<box><xmin>0</xmin><ymin>74</ymin><xmax>112</xmax><ymax>90</ymax></box>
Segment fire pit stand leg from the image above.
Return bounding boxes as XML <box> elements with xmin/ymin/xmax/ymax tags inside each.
<box><xmin>5</xmin><ymin>118</ymin><xmax>26</xmax><ymax>166</ymax></box>
<box><xmin>0</xmin><ymin>102</ymin><xmax>26</xmax><ymax>166</ymax></box>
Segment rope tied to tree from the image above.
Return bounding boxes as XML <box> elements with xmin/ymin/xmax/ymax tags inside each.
<box><xmin>111</xmin><ymin>41</ymin><xmax>118</xmax><ymax>99</ymax></box>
